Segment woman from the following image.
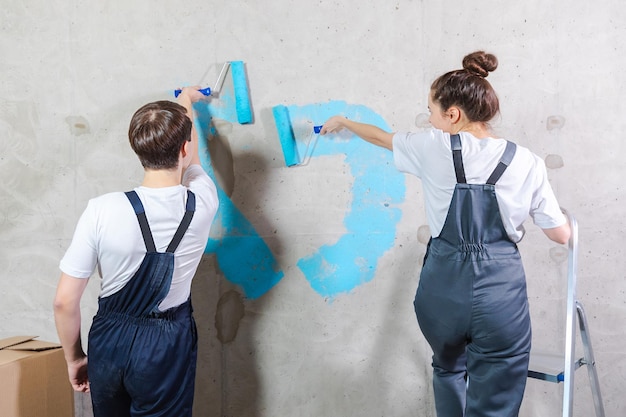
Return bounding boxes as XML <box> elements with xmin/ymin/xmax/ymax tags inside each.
<box><xmin>321</xmin><ymin>51</ymin><xmax>570</xmax><ymax>417</ymax></box>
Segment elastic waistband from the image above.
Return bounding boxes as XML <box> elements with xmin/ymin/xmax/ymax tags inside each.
<box><xmin>428</xmin><ymin>238</ymin><xmax>520</xmax><ymax>260</ymax></box>
<box><xmin>96</xmin><ymin>299</ymin><xmax>193</xmax><ymax>325</ymax></box>
<box><xmin>148</xmin><ymin>299</ymin><xmax>192</xmax><ymax>320</ymax></box>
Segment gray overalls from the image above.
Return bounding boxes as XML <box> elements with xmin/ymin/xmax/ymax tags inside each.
<box><xmin>414</xmin><ymin>134</ymin><xmax>531</xmax><ymax>417</ymax></box>
<box><xmin>88</xmin><ymin>190</ymin><xmax>198</xmax><ymax>417</ymax></box>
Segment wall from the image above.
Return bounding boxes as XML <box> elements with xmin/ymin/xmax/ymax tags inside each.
<box><xmin>1</xmin><ymin>0</ymin><xmax>624</xmax><ymax>416</ymax></box>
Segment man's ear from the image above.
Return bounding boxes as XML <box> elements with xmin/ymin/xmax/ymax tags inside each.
<box><xmin>181</xmin><ymin>140</ymin><xmax>190</xmax><ymax>158</ymax></box>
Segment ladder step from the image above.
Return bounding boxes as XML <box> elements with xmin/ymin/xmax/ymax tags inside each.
<box><xmin>528</xmin><ymin>352</ymin><xmax>564</xmax><ymax>382</ymax></box>
<box><xmin>528</xmin><ymin>351</ymin><xmax>584</xmax><ymax>383</ymax></box>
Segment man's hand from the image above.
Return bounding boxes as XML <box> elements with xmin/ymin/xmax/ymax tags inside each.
<box><xmin>67</xmin><ymin>355</ymin><xmax>90</xmax><ymax>392</ymax></box>
<box><xmin>177</xmin><ymin>86</ymin><xmax>207</xmax><ymax>107</ymax></box>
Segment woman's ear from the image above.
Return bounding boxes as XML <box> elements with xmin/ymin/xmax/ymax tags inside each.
<box><xmin>447</xmin><ymin>106</ymin><xmax>462</xmax><ymax>124</ymax></box>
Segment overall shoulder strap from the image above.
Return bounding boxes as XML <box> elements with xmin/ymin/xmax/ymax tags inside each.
<box><xmin>486</xmin><ymin>141</ymin><xmax>517</xmax><ymax>185</ymax></box>
<box><xmin>450</xmin><ymin>134</ymin><xmax>467</xmax><ymax>184</ymax></box>
<box><xmin>125</xmin><ymin>191</ymin><xmax>157</xmax><ymax>252</ymax></box>
<box><xmin>166</xmin><ymin>190</ymin><xmax>196</xmax><ymax>253</ymax></box>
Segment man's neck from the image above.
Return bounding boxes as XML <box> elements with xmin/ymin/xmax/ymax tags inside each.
<box><xmin>141</xmin><ymin>168</ymin><xmax>182</xmax><ymax>188</ymax></box>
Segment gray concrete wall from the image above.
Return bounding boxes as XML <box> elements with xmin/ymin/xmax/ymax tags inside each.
<box><xmin>1</xmin><ymin>1</ymin><xmax>624</xmax><ymax>416</ymax></box>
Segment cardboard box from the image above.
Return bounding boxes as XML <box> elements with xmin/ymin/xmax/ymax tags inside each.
<box><xmin>0</xmin><ymin>336</ymin><xmax>74</xmax><ymax>417</ymax></box>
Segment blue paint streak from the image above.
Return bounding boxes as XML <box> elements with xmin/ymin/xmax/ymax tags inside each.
<box><xmin>205</xmin><ymin>188</ymin><xmax>283</xmax><ymax>299</ymax></box>
<box><xmin>286</xmin><ymin>101</ymin><xmax>406</xmax><ymax>298</ymax></box>
<box><xmin>193</xmin><ymin>101</ymin><xmax>284</xmax><ymax>299</ymax></box>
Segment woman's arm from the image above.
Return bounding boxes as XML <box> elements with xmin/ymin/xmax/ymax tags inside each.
<box><xmin>321</xmin><ymin>115</ymin><xmax>394</xmax><ymax>150</ymax></box>
<box><xmin>542</xmin><ymin>220</ymin><xmax>571</xmax><ymax>245</ymax></box>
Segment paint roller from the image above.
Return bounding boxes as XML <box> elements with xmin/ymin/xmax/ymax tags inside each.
<box><xmin>174</xmin><ymin>61</ymin><xmax>253</xmax><ymax>124</ymax></box>
<box><xmin>272</xmin><ymin>104</ymin><xmax>322</xmax><ymax>167</ymax></box>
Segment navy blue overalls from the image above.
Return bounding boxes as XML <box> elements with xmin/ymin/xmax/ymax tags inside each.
<box><xmin>88</xmin><ymin>190</ymin><xmax>198</xmax><ymax>417</ymax></box>
<box><xmin>414</xmin><ymin>135</ymin><xmax>531</xmax><ymax>417</ymax></box>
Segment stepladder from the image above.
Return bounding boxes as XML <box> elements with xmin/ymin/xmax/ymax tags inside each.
<box><xmin>527</xmin><ymin>211</ymin><xmax>605</xmax><ymax>417</ymax></box>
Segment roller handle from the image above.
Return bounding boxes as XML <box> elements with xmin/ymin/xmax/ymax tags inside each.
<box><xmin>174</xmin><ymin>87</ymin><xmax>212</xmax><ymax>98</ymax></box>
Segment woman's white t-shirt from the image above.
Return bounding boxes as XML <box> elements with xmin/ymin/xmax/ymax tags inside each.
<box><xmin>392</xmin><ymin>129</ymin><xmax>566</xmax><ymax>242</ymax></box>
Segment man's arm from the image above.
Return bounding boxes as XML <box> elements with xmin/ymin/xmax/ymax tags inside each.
<box><xmin>177</xmin><ymin>87</ymin><xmax>207</xmax><ymax>167</ymax></box>
<box><xmin>53</xmin><ymin>273</ymin><xmax>91</xmax><ymax>392</ymax></box>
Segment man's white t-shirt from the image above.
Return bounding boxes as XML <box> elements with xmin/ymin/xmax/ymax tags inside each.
<box><xmin>393</xmin><ymin>129</ymin><xmax>566</xmax><ymax>242</ymax></box>
<box><xmin>60</xmin><ymin>164</ymin><xmax>219</xmax><ymax>310</ymax></box>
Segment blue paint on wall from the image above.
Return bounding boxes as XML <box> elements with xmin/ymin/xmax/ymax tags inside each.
<box><xmin>192</xmin><ymin>96</ymin><xmax>404</xmax><ymax>300</ymax></box>
<box><xmin>193</xmin><ymin>101</ymin><xmax>284</xmax><ymax>299</ymax></box>
<box><xmin>204</xmin><ymin>187</ymin><xmax>283</xmax><ymax>299</ymax></box>
<box><xmin>283</xmin><ymin>101</ymin><xmax>406</xmax><ymax>299</ymax></box>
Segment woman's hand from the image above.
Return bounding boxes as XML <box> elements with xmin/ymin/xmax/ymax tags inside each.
<box><xmin>320</xmin><ymin>115</ymin><xmax>348</xmax><ymax>135</ymax></box>
<box><xmin>321</xmin><ymin>115</ymin><xmax>394</xmax><ymax>150</ymax></box>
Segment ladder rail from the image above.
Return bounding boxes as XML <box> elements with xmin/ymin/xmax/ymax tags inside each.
<box><xmin>576</xmin><ymin>301</ymin><xmax>606</xmax><ymax>417</ymax></box>
<box><xmin>562</xmin><ymin>210</ymin><xmax>578</xmax><ymax>417</ymax></box>
<box><xmin>526</xmin><ymin>210</ymin><xmax>605</xmax><ymax>416</ymax></box>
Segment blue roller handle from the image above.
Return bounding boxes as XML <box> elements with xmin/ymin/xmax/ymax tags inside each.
<box><xmin>174</xmin><ymin>87</ymin><xmax>211</xmax><ymax>98</ymax></box>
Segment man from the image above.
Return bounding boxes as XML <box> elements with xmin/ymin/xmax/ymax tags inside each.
<box><xmin>54</xmin><ymin>87</ymin><xmax>218</xmax><ymax>416</ymax></box>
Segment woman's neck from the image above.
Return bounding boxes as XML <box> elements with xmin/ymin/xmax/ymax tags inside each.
<box><xmin>454</xmin><ymin>121</ymin><xmax>492</xmax><ymax>139</ymax></box>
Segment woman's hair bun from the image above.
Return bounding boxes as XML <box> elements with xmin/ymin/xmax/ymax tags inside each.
<box><xmin>462</xmin><ymin>51</ymin><xmax>498</xmax><ymax>78</ymax></box>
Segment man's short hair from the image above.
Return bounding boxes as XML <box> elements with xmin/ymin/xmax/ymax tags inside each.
<box><xmin>128</xmin><ymin>101</ymin><xmax>192</xmax><ymax>170</ymax></box>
